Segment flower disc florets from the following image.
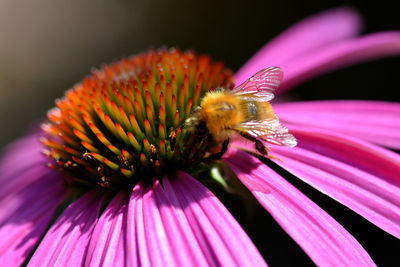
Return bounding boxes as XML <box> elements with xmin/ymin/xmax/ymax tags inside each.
<box><xmin>41</xmin><ymin>48</ymin><xmax>233</xmax><ymax>190</ymax></box>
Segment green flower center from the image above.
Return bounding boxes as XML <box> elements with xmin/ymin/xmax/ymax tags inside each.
<box><xmin>41</xmin><ymin>48</ymin><xmax>233</xmax><ymax>191</ymax></box>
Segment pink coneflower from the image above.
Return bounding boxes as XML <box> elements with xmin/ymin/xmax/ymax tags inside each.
<box><xmin>1</xmin><ymin>7</ymin><xmax>399</xmax><ymax>266</ymax></box>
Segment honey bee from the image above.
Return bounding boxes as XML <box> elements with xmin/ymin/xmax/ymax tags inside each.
<box><xmin>185</xmin><ymin>67</ymin><xmax>297</xmax><ymax>158</ymax></box>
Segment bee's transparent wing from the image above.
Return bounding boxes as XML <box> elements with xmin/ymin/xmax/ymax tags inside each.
<box><xmin>231</xmin><ymin>67</ymin><xmax>283</xmax><ymax>102</ymax></box>
<box><xmin>238</xmin><ymin>119</ymin><xmax>297</xmax><ymax>147</ymax></box>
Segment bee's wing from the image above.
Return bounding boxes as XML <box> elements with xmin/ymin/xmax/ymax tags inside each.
<box><xmin>230</xmin><ymin>67</ymin><xmax>283</xmax><ymax>102</ymax></box>
<box><xmin>237</xmin><ymin>119</ymin><xmax>297</xmax><ymax>147</ymax></box>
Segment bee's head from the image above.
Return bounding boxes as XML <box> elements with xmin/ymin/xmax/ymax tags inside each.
<box><xmin>184</xmin><ymin>106</ymin><xmax>208</xmax><ymax>135</ymax></box>
<box><xmin>184</xmin><ymin>106</ymin><xmax>202</xmax><ymax>129</ymax></box>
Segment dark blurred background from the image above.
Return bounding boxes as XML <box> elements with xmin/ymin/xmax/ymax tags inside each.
<box><xmin>1</xmin><ymin>0</ymin><xmax>399</xmax><ymax>265</ymax></box>
<box><xmin>1</xmin><ymin>0</ymin><xmax>399</xmax><ymax>148</ymax></box>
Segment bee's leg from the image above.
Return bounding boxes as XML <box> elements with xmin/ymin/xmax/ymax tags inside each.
<box><xmin>205</xmin><ymin>138</ymin><xmax>230</xmax><ymax>160</ymax></box>
<box><xmin>238</xmin><ymin>132</ymin><xmax>268</xmax><ymax>155</ymax></box>
<box><xmin>255</xmin><ymin>139</ymin><xmax>268</xmax><ymax>155</ymax></box>
<box><xmin>240</xmin><ymin>133</ymin><xmax>281</xmax><ymax>160</ymax></box>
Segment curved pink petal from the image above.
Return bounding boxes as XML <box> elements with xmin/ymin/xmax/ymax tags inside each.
<box><xmin>126</xmin><ymin>184</ymin><xmax>140</xmax><ymax>266</ymax></box>
<box><xmin>279</xmin><ymin>32</ymin><xmax>400</xmax><ymax>92</ymax></box>
<box><xmin>224</xmin><ymin>149</ymin><xmax>374</xmax><ymax>266</ymax></box>
<box><xmin>286</xmin><ymin>126</ymin><xmax>400</xmax><ymax>183</ymax></box>
<box><xmin>271</xmin><ymin>144</ymin><xmax>400</xmax><ymax>239</ymax></box>
<box><xmin>0</xmin><ymin>175</ymin><xmax>65</xmax><ymax>266</ymax></box>
<box><xmin>168</xmin><ymin>173</ymin><xmax>267</xmax><ymax>266</ymax></box>
<box><xmin>28</xmin><ymin>191</ymin><xmax>102</xmax><ymax>267</ymax></box>
<box><xmin>0</xmin><ymin>131</ymin><xmax>55</xmax><ymax>200</ymax></box>
<box><xmin>262</xmin><ymin>125</ymin><xmax>400</xmax><ymax>237</ymax></box>
<box><xmin>85</xmin><ymin>192</ymin><xmax>128</xmax><ymax>267</ymax></box>
<box><xmin>235</xmin><ymin>7</ymin><xmax>362</xmax><ymax>85</ymax></box>
<box><xmin>130</xmin><ymin>181</ymin><xmax>199</xmax><ymax>267</ymax></box>
<box><xmin>0</xmin><ymin>132</ymin><xmax>67</xmax><ymax>266</ymax></box>
<box><xmin>139</xmin><ymin>181</ymin><xmax>203</xmax><ymax>266</ymax></box>
<box><xmin>152</xmin><ymin>178</ymin><xmax>209</xmax><ymax>266</ymax></box>
<box><xmin>128</xmin><ymin>174</ymin><xmax>267</xmax><ymax>266</ymax></box>
<box><xmin>275</xmin><ymin>100</ymin><xmax>400</xmax><ymax>149</ymax></box>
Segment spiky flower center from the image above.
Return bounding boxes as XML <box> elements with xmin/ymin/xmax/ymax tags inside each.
<box><xmin>41</xmin><ymin>48</ymin><xmax>233</xmax><ymax>190</ymax></box>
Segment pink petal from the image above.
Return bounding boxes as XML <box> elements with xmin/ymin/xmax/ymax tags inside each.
<box><xmin>275</xmin><ymin>100</ymin><xmax>400</xmax><ymax>149</ymax></box>
<box><xmin>235</xmin><ymin>7</ymin><xmax>362</xmax><ymax>85</ymax></box>
<box><xmin>264</xmin><ymin>125</ymin><xmax>400</xmax><ymax>237</ymax></box>
<box><xmin>128</xmin><ymin>174</ymin><xmax>267</xmax><ymax>266</ymax></box>
<box><xmin>28</xmin><ymin>191</ymin><xmax>102</xmax><ymax>267</ymax></box>
<box><xmin>0</xmin><ymin>132</ymin><xmax>67</xmax><ymax>266</ymax></box>
<box><xmin>152</xmin><ymin>178</ymin><xmax>209</xmax><ymax>266</ymax></box>
<box><xmin>286</xmin><ymin>126</ymin><xmax>400</xmax><ymax>183</ymax></box>
<box><xmin>126</xmin><ymin>184</ymin><xmax>140</xmax><ymax>266</ymax></box>
<box><xmin>272</xmin><ymin>144</ymin><xmax>400</xmax><ymax>239</ymax></box>
<box><xmin>85</xmin><ymin>192</ymin><xmax>128</xmax><ymax>267</ymax></box>
<box><xmin>0</xmin><ymin>176</ymin><xmax>65</xmax><ymax>266</ymax></box>
<box><xmin>139</xmin><ymin>181</ymin><xmax>190</xmax><ymax>266</ymax></box>
<box><xmin>224</xmin><ymin>149</ymin><xmax>374</xmax><ymax>266</ymax></box>
<box><xmin>280</xmin><ymin>32</ymin><xmax>400</xmax><ymax>92</ymax></box>
<box><xmin>169</xmin><ymin>173</ymin><xmax>267</xmax><ymax>266</ymax></box>
<box><xmin>0</xmin><ymin>131</ymin><xmax>54</xmax><ymax>200</ymax></box>
<box><xmin>234</xmin><ymin>125</ymin><xmax>400</xmax><ymax>225</ymax></box>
